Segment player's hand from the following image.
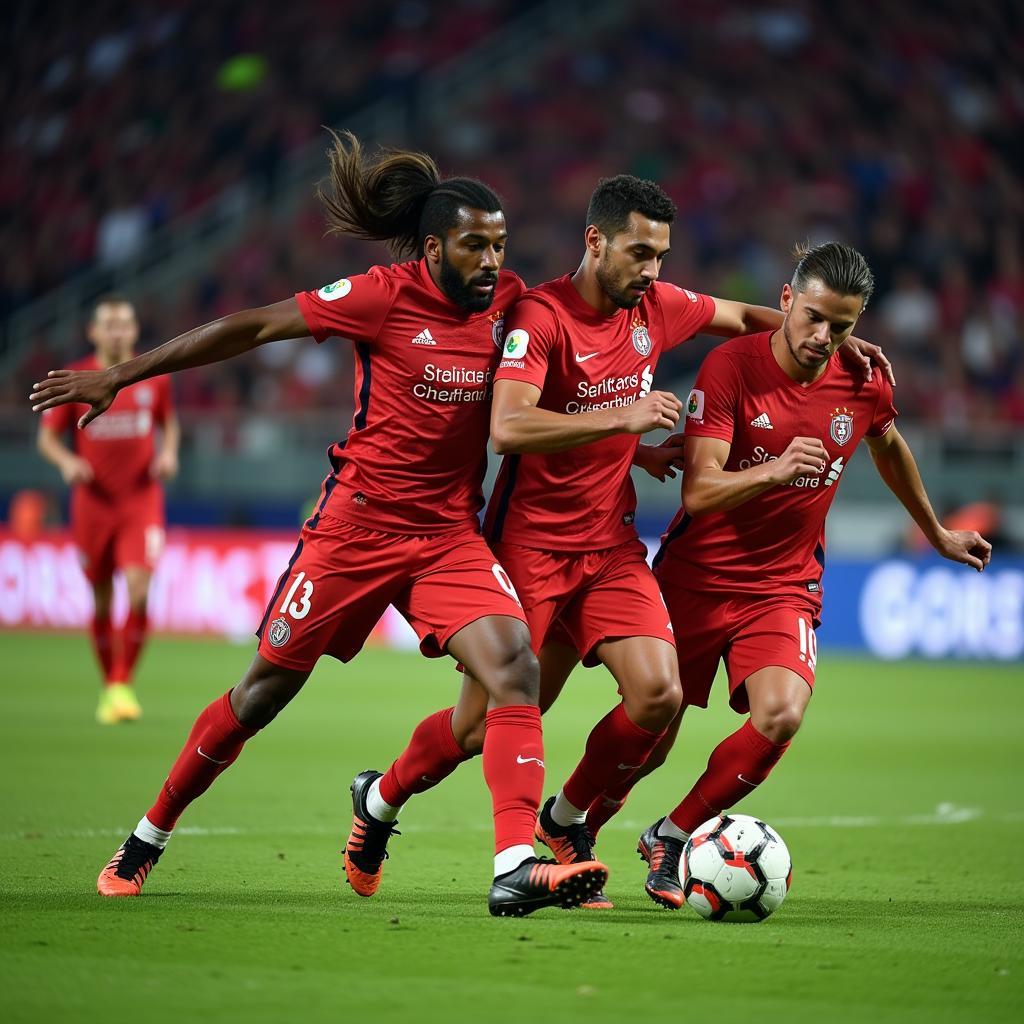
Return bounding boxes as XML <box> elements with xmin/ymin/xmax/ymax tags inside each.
<box><xmin>933</xmin><ymin>528</ymin><xmax>992</xmax><ymax>572</ymax></box>
<box><xmin>840</xmin><ymin>336</ymin><xmax>896</xmax><ymax>386</ymax></box>
<box><xmin>634</xmin><ymin>432</ymin><xmax>685</xmax><ymax>481</ymax></box>
<box><xmin>768</xmin><ymin>436</ymin><xmax>828</xmax><ymax>485</ymax></box>
<box><xmin>30</xmin><ymin>369</ymin><xmax>118</xmax><ymax>429</ymax></box>
<box><xmin>60</xmin><ymin>455</ymin><xmax>94</xmax><ymax>486</ymax></box>
<box><xmin>151</xmin><ymin>449</ymin><xmax>179</xmax><ymax>481</ymax></box>
<box><xmin>619</xmin><ymin>391</ymin><xmax>681</xmax><ymax>435</ymax></box>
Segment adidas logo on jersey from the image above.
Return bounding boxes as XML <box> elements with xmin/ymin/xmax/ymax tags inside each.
<box><xmin>411</xmin><ymin>328</ymin><xmax>436</xmax><ymax>346</ymax></box>
<box><xmin>750</xmin><ymin>412</ymin><xmax>774</xmax><ymax>429</ymax></box>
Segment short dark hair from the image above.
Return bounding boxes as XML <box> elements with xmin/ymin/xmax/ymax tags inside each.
<box><xmin>318</xmin><ymin>129</ymin><xmax>502</xmax><ymax>259</ymax></box>
<box><xmin>92</xmin><ymin>294</ymin><xmax>135</xmax><ymax>318</ymax></box>
<box><xmin>586</xmin><ymin>175</ymin><xmax>676</xmax><ymax>240</ymax></box>
<box><xmin>791</xmin><ymin>242</ymin><xmax>875</xmax><ymax>308</ymax></box>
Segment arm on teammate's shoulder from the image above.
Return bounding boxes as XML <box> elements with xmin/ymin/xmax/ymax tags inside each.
<box><xmin>490</xmin><ymin>379</ymin><xmax>681</xmax><ymax>455</ymax></box>
<box><xmin>684</xmin><ymin>433</ymin><xmax>829</xmax><ymax>515</ymax></box>
<box><xmin>37</xmin><ymin>423</ymin><xmax>93</xmax><ymax>485</ymax></box>
<box><xmin>31</xmin><ymin>298</ymin><xmax>310</xmax><ymax>428</ymax></box>
<box><xmin>704</xmin><ymin>298</ymin><xmax>782</xmax><ymax>338</ymax></box>
<box><xmin>864</xmin><ymin>427</ymin><xmax>992</xmax><ymax>571</ymax></box>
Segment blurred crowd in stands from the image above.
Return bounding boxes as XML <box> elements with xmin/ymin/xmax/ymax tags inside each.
<box><xmin>5</xmin><ymin>0</ymin><xmax>1022</xmax><ymax>433</ymax></box>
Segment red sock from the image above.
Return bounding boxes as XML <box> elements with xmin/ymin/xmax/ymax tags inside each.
<box><xmin>669</xmin><ymin>720</ymin><xmax>790</xmax><ymax>834</ymax></box>
<box><xmin>586</xmin><ymin>792</ymin><xmax>631</xmax><ymax>842</ymax></box>
<box><xmin>146</xmin><ymin>691</ymin><xmax>258</xmax><ymax>831</ymax></box>
<box><xmin>562</xmin><ymin>702</ymin><xmax>662</xmax><ymax>811</ymax></box>
<box><xmin>482</xmin><ymin>705</ymin><xmax>544</xmax><ymax>854</ymax></box>
<box><xmin>378</xmin><ymin>707</ymin><xmax>472</xmax><ymax>807</ymax></box>
<box><xmin>89</xmin><ymin>613</ymin><xmax>115</xmax><ymax>683</ymax></box>
<box><xmin>113</xmin><ymin>607</ymin><xmax>148</xmax><ymax>682</ymax></box>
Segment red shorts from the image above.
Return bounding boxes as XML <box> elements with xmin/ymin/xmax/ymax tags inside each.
<box><xmin>257</xmin><ymin>513</ymin><xmax>527</xmax><ymax>672</ymax></box>
<box><xmin>491</xmin><ymin>539</ymin><xmax>675</xmax><ymax>667</ymax></box>
<box><xmin>657</xmin><ymin>577</ymin><xmax>820</xmax><ymax>713</ymax></box>
<box><xmin>71</xmin><ymin>486</ymin><xmax>165</xmax><ymax>584</ymax></box>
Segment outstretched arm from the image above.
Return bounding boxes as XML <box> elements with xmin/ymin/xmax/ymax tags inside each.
<box><xmin>31</xmin><ymin>299</ymin><xmax>310</xmax><ymax>428</ymax></box>
<box><xmin>864</xmin><ymin>427</ymin><xmax>991</xmax><ymax>571</ymax></box>
<box><xmin>490</xmin><ymin>379</ymin><xmax>681</xmax><ymax>455</ymax></box>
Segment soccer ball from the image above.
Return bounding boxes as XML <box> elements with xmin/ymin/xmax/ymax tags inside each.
<box><xmin>681</xmin><ymin>814</ymin><xmax>792</xmax><ymax>922</ymax></box>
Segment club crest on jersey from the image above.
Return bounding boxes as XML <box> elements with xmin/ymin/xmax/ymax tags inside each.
<box><xmin>267</xmin><ymin>617</ymin><xmax>291</xmax><ymax>647</ymax></box>
<box><xmin>631</xmin><ymin>318</ymin><xmax>652</xmax><ymax>357</ymax></box>
<box><xmin>830</xmin><ymin>407</ymin><xmax>854</xmax><ymax>446</ymax></box>
<box><xmin>317</xmin><ymin>278</ymin><xmax>352</xmax><ymax>301</ymax></box>
<box><xmin>490</xmin><ymin>310</ymin><xmax>505</xmax><ymax>348</ymax></box>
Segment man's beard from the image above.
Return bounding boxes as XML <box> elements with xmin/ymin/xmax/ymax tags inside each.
<box><xmin>439</xmin><ymin>251</ymin><xmax>497</xmax><ymax>312</ymax></box>
<box><xmin>783</xmin><ymin>316</ymin><xmax>828</xmax><ymax>369</ymax></box>
<box><xmin>596</xmin><ymin>253</ymin><xmax>643</xmax><ymax>310</ymax></box>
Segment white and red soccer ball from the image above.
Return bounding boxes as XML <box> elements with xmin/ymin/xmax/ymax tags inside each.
<box><xmin>681</xmin><ymin>814</ymin><xmax>792</xmax><ymax>922</ymax></box>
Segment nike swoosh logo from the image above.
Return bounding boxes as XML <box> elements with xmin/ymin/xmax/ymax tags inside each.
<box><xmin>420</xmin><ymin>775</ymin><xmax>440</xmax><ymax>784</ymax></box>
<box><xmin>197</xmin><ymin>746</ymin><xmax>229</xmax><ymax>765</ymax></box>
<box><xmin>617</xmin><ymin>763</ymin><xmax>642</xmax><ymax>771</ymax></box>
<box><xmin>737</xmin><ymin>774</ymin><xmax>758</xmax><ymax>787</ymax></box>
<box><xmin>575</xmin><ymin>352</ymin><xmax>599</xmax><ymax>362</ymax></box>
<box><xmin>516</xmin><ymin>755</ymin><xmax>545</xmax><ymax>767</ymax></box>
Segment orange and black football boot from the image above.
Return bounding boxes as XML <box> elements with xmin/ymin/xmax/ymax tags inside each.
<box><xmin>97</xmin><ymin>834</ymin><xmax>163</xmax><ymax>897</ymax></box>
<box><xmin>535</xmin><ymin>795</ymin><xmax>613</xmax><ymax>909</ymax></box>
<box><xmin>488</xmin><ymin>857</ymin><xmax>609</xmax><ymax>917</ymax></box>
<box><xmin>343</xmin><ymin>770</ymin><xmax>400</xmax><ymax>897</ymax></box>
<box><xmin>637</xmin><ymin>818</ymin><xmax>685</xmax><ymax>909</ymax></box>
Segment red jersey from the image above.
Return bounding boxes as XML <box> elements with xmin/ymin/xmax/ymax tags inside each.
<box><xmin>484</xmin><ymin>275</ymin><xmax>715</xmax><ymax>550</ymax></box>
<box><xmin>295</xmin><ymin>260</ymin><xmax>526</xmax><ymax>535</ymax></box>
<box><xmin>41</xmin><ymin>355</ymin><xmax>173</xmax><ymax>502</ymax></box>
<box><xmin>654</xmin><ymin>332</ymin><xmax>898</xmax><ymax>607</ymax></box>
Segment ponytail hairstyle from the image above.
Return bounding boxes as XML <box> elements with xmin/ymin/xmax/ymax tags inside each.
<box><xmin>318</xmin><ymin>130</ymin><xmax>502</xmax><ymax>259</ymax></box>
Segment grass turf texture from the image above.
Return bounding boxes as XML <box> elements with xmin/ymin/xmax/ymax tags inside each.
<box><xmin>1</xmin><ymin>633</ymin><xmax>1021</xmax><ymax>1023</ymax></box>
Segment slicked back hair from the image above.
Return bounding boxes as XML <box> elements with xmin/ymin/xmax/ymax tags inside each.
<box><xmin>586</xmin><ymin>175</ymin><xmax>677</xmax><ymax>240</ymax></box>
<box><xmin>317</xmin><ymin>129</ymin><xmax>502</xmax><ymax>259</ymax></box>
<box><xmin>791</xmin><ymin>242</ymin><xmax>875</xmax><ymax>309</ymax></box>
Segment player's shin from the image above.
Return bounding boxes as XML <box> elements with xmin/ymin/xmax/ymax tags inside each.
<box><xmin>90</xmin><ymin>612</ymin><xmax>115</xmax><ymax>682</ymax></box>
<box><xmin>143</xmin><ymin>690</ymin><xmax>259</xmax><ymax>839</ymax></box>
<box><xmin>374</xmin><ymin>707</ymin><xmax>472</xmax><ymax>819</ymax></box>
<box><xmin>482</xmin><ymin>705</ymin><xmax>544</xmax><ymax>876</ymax></box>
<box><xmin>668</xmin><ymin>719</ymin><xmax>789</xmax><ymax>834</ymax></box>
<box><xmin>116</xmin><ymin>607</ymin><xmax>149</xmax><ymax>682</ymax></box>
<box><xmin>559</xmin><ymin>702</ymin><xmax>664</xmax><ymax>822</ymax></box>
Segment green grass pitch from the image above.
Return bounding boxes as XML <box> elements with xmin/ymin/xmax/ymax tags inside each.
<box><xmin>1</xmin><ymin>632</ymin><xmax>1022</xmax><ymax>1023</ymax></box>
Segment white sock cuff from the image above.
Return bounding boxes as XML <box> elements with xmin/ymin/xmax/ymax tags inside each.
<box><xmin>494</xmin><ymin>844</ymin><xmax>534</xmax><ymax>878</ymax></box>
<box><xmin>134</xmin><ymin>815</ymin><xmax>173</xmax><ymax>850</ymax></box>
<box><xmin>550</xmin><ymin>790</ymin><xmax>587</xmax><ymax>827</ymax></box>
<box><xmin>656</xmin><ymin>816</ymin><xmax>690</xmax><ymax>844</ymax></box>
<box><xmin>365</xmin><ymin>777</ymin><xmax>401</xmax><ymax>822</ymax></box>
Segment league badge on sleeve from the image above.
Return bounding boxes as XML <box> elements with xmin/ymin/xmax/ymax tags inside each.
<box><xmin>829</xmin><ymin>407</ymin><xmax>854</xmax><ymax>446</ymax></box>
<box><xmin>503</xmin><ymin>329</ymin><xmax>529</xmax><ymax>359</ymax></box>
<box><xmin>687</xmin><ymin>388</ymin><xmax>705</xmax><ymax>421</ymax></box>
<box><xmin>317</xmin><ymin>278</ymin><xmax>353</xmax><ymax>301</ymax></box>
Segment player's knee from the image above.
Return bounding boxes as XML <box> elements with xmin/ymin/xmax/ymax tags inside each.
<box><xmin>752</xmin><ymin>703</ymin><xmax>804</xmax><ymax>744</ymax></box>
<box><xmin>625</xmin><ymin>672</ymin><xmax>682</xmax><ymax>731</ymax></box>
<box><xmin>232</xmin><ymin>669</ymin><xmax>303</xmax><ymax>729</ymax></box>
<box><xmin>488</xmin><ymin>636</ymin><xmax>540</xmax><ymax>706</ymax></box>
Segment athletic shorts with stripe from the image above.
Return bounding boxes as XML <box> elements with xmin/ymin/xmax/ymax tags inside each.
<box><xmin>491</xmin><ymin>538</ymin><xmax>675</xmax><ymax>667</ymax></box>
<box><xmin>71</xmin><ymin>485</ymin><xmax>165</xmax><ymax>584</ymax></box>
<box><xmin>257</xmin><ymin>512</ymin><xmax>528</xmax><ymax>672</ymax></box>
<box><xmin>655</xmin><ymin>574</ymin><xmax>820</xmax><ymax>713</ymax></box>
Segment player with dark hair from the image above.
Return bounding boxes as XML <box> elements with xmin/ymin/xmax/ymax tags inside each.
<box><xmin>592</xmin><ymin>241</ymin><xmax>989</xmax><ymax>908</ymax></box>
<box><xmin>31</xmin><ymin>131</ymin><xmax>608</xmax><ymax>917</ymax></box>
<box><xmin>37</xmin><ymin>296</ymin><xmax>179</xmax><ymax>724</ymax></box>
<box><xmin>349</xmin><ymin>180</ymin><xmax>892</xmax><ymax>909</ymax></box>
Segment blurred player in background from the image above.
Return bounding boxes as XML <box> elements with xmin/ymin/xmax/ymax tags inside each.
<box><xmin>587</xmin><ymin>242</ymin><xmax>990</xmax><ymax>908</ymax></box>
<box><xmin>31</xmin><ymin>132</ymin><xmax>607</xmax><ymax>917</ymax></box>
<box><xmin>358</xmin><ymin>177</ymin><xmax>892</xmax><ymax>909</ymax></box>
<box><xmin>37</xmin><ymin>296</ymin><xmax>178</xmax><ymax>725</ymax></box>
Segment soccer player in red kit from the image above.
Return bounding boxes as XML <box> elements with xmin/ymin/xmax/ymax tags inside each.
<box><xmin>37</xmin><ymin>297</ymin><xmax>179</xmax><ymax>724</ymax></box>
<box><xmin>604</xmin><ymin>242</ymin><xmax>990</xmax><ymax>908</ymax></box>
<box><xmin>354</xmin><ymin>178</ymin><xmax>891</xmax><ymax>909</ymax></box>
<box><xmin>31</xmin><ymin>132</ymin><xmax>607</xmax><ymax>917</ymax></box>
